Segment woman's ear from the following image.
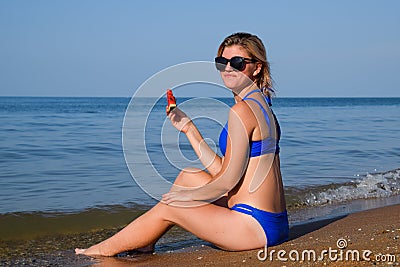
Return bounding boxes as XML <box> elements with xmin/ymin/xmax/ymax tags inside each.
<box><xmin>253</xmin><ymin>63</ymin><xmax>262</xmax><ymax>76</ymax></box>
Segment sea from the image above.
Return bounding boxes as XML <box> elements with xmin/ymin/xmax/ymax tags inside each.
<box><xmin>1</xmin><ymin>96</ymin><xmax>399</xmax><ymax>245</ymax></box>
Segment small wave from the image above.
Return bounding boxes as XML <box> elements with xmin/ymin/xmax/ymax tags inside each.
<box><xmin>303</xmin><ymin>168</ymin><xmax>400</xmax><ymax>205</ymax></box>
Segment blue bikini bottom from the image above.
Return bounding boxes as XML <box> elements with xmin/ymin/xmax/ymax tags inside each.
<box><xmin>231</xmin><ymin>203</ymin><xmax>289</xmax><ymax>246</ymax></box>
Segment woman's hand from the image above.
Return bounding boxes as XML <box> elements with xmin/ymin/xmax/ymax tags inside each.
<box><xmin>162</xmin><ymin>190</ymin><xmax>193</xmax><ymax>205</ymax></box>
<box><xmin>168</xmin><ymin>108</ymin><xmax>193</xmax><ymax>133</ymax></box>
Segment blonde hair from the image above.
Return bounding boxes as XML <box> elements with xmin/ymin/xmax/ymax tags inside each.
<box><xmin>217</xmin><ymin>32</ymin><xmax>274</xmax><ymax>97</ymax></box>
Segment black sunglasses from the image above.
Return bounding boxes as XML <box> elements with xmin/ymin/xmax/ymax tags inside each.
<box><xmin>214</xmin><ymin>56</ymin><xmax>256</xmax><ymax>71</ymax></box>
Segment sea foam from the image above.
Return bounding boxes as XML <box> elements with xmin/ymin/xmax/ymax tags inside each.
<box><xmin>305</xmin><ymin>169</ymin><xmax>400</xmax><ymax>205</ymax></box>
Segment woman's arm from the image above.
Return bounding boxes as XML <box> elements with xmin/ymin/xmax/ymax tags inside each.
<box><xmin>163</xmin><ymin>102</ymin><xmax>253</xmax><ymax>204</ymax></box>
<box><xmin>168</xmin><ymin>108</ymin><xmax>222</xmax><ymax>176</ymax></box>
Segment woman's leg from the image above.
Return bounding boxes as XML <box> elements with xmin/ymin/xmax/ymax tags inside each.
<box><xmin>75</xmin><ymin>203</ymin><xmax>174</xmax><ymax>256</ymax></box>
<box><xmin>76</xmin><ymin>201</ymin><xmax>265</xmax><ymax>256</ymax></box>
<box><xmin>76</xmin><ymin>168</ymin><xmax>265</xmax><ymax>256</ymax></box>
<box><xmin>75</xmin><ymin>168</ymin><xmax>213</xmax><ymax>256</ymax></box>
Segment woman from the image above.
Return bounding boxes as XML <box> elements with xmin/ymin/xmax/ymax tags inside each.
<box><xmin>75</xmin><ymin>32</ymin><xmax>288</xmax><ymax>256</ymax></box>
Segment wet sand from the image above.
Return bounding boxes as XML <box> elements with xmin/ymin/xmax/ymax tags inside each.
<box><xmin>1</xmin><ymin>204</ymin><xmax>399</xmax><ymax>266</ymax></box>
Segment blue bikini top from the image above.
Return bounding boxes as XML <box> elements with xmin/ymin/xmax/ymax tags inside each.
<box><xmin>219</xmin><ymin>89</ymin><xmax>280</xmax><ymax>157</ymax></box>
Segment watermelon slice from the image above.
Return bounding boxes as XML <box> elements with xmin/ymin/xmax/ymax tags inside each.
<box><xmin>166</xmin><ymin>89</ymin><xmax>176</xmax><ymax>115</ymax></box>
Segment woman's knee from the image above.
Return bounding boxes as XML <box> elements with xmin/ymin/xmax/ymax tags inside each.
<box><xmin>173</xmin><ymin>167</ymin><xmax>211</xmax><ymax>187</ymax></box>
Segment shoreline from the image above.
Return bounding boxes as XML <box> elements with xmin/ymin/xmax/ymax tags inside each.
<box><xmin>1</xmin><ymin>201</ymin><xmax>399</xmax><ymax>266</ymax></box>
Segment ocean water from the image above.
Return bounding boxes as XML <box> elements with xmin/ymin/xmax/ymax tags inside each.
<box><xmin>1</xmin><ymin>96</ymin><xmax>400</xmax><ymax>241</ymax></box>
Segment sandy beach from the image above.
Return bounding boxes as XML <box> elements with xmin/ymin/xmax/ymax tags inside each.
<box><xmin>1</xmin><ymin>203</ymin><xmax>399</xmax><ymax>266</ymax></box>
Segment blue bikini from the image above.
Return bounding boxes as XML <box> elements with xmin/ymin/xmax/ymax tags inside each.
<box><xmin>219</xmin><ymin>89</ymin><xmax>289</xmax><ymax>246</ymax></box>
<box><xmin>231</xmin><ymin>204</ymin><xmax>289</xmax><ymax>246</ymax></box>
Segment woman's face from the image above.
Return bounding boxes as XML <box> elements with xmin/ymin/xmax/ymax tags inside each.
<box><xmin>219</xmin><ymin>45</ymin><xmax>259</xmax><ymax>93</ymax></box>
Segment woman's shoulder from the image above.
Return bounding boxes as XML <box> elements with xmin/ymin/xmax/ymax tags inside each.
<box><xmin>230</xmin><ymin>101</ymin><xmax>251</xmax><ymax>114</ymax></box>
<box><xmin>230</xmin><ymin>99</ymin><xmax>257</xmax><ymax>117</ymax></box>
<box><xmin>229</xmin><ymin>101</ymin><xmax>257</xmax><ymax>126</ymax></box>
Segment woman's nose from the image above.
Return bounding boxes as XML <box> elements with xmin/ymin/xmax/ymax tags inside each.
<box><xmin>224</xmin><ymin>62</ymin><xmax>234</xmax><ymax>72</ymax></box>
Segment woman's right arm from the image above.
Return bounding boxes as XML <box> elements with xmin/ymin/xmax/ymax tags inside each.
<box><xmin>168</xmin><ymin>108</ymin><xmax>222</xmax><ymax>176</ymax></box>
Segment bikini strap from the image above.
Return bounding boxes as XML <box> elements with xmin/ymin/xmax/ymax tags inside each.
<box><xmin>243</xmin><ymin>89</ymin><xmax>272</xmax><ymax>107</ymax></box>
<box><xmin>242</xmin><ymin>89</ymin><xmax>271</xmax><ymax>125</ymax></box>
<box><xmin>242</xmin><ymin>89</ymin><xmax>260</xmax><ymax>100</ymax></box>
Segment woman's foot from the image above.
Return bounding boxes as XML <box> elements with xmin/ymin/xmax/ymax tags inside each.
<box><xmin>75</xmin><ymin>243</ymin><xmax>155</xmax><ymax>256</ymax></box>
<box><xmin>75</xmin><ymin>246</ymin><xmax>103</xmax><ymax>256</ymax></box>
<box><xmin>74</xmin><ymin>248</ymin><xmax>88</xmax><ymax>255</ymax></box>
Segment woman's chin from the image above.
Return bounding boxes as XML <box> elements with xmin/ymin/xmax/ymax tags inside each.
<box><xmin>223</xmin><ymin>81</ymin><xmax>241</xmax><ymax>92</ymax></box>
<box><xmin>222</xmin><ymin>79</ymin><xmax>254</xmax><ymax>92</ymax></box>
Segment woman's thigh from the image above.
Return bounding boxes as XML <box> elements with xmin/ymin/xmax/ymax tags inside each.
<box><xmin>166</xmin><ymin>169</ymin><xmax>262</xmax><ymax>249</ymax></box>
<box><xmin>155</xmin><ymin>202</ymin><xmax>266</xmax><ymax>251</ymax></box>
<box><xmin>172</xmin><ymin>168</ymin><xmax>228</xmax><ymax>207</ymax></box>
<box><xmin>173</xmin><ymin>167</ymin><xmax>212</xmax><ymax>187</ymax></box>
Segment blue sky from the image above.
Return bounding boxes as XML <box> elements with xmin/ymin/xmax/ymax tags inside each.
<box><xmin>0</xmin><ymin>0</ymin><xmax>399</xmax><ymax>97</ymax></box>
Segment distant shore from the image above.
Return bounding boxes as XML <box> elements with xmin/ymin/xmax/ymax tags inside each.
<box><xmin>1</xmin><ymin>203</ymin><xmax>399</xmax><ymax>266</ymax></box>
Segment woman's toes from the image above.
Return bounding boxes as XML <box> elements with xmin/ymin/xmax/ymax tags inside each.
<box><xmin>75</xmin><ymin>248</ymin><xmax>87</xmax><ymax>255</ymax></box>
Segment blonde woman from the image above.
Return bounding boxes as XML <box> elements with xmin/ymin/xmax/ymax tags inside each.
<box><xmin>76</xmin><ymin>32</ymin><xmax>288</xmax><ymax>256</ymax></box>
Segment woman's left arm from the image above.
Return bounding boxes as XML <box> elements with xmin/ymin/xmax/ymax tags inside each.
<box><xmin>162</xmin><ymin>102</ymin><xmax>253</xmax><ymax>204</ymax></box>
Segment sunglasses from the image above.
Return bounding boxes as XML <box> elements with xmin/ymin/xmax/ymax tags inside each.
<box><xmin>214</xmin><ymin>56</ymin><xmax>256</xmax><ymax>71</ymax></box>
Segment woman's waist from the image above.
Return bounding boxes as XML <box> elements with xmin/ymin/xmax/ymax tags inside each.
<box><xmin>227</xmin><ymin>195</ymin><xmax>286</xmax><ymax>214</ymax></box>
<box><xmin>228</xmin><ymin>171</ymin><xmax>282</xmax><ymax>200</ymax></box>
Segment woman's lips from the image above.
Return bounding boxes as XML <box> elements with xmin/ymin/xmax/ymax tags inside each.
<box><xmin>223</xmin><ymin>73</ymin><xmax>236</xmax><ymax>78</ymax></box>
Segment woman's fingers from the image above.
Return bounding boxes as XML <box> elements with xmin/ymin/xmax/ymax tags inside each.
<box><xmin>161</xmin><ymin>192</ymin><xmax>174</xmax><ymax>204</ymax></box>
